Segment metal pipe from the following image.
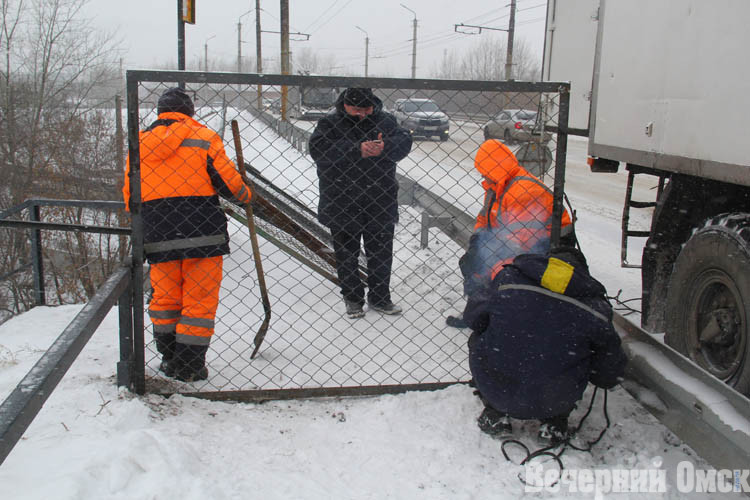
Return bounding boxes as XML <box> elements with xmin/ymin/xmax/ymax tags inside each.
<box><xmin>29</xmin><ymin>204</ymin><xmax>46</xmax><ymax>306</ymax></box>
<box><xmin>126</xmin><ymin>72</ymin><xmax>146</xmax><ymax>395</ymax></box>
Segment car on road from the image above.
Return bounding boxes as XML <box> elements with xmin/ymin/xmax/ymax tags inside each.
<box><xmin>483</xmin><ymin>109</ymin><xmax>551</xmax><ymax>144</ymax></box>
<box><xmin>393</xmin><ymin>98</ymin><xmax>450</xmax><ymax>141</ymax></box>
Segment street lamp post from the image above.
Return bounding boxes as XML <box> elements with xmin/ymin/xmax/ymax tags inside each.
<box><xmin>237</xmin><ymin>10</ymin><xmax>253</xmax><ymax>73</ymax></box>
<box><xmin>400</xmin><ymin>4</ymin><xmax>417</xmax><ymax>79</ymax></box>
<box><xmin>204</xmin><ymin>34</ymin><xmax>216</xmax><ymax>72</ymax></box>
<box><xmin>355</xmin><ymin>26</ymin><xmax>369</xmax><ymax>78</ymax></box>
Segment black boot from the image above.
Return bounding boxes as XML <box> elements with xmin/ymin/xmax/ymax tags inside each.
<box><xmin>174</xmin><ymin>343</ymin><xmax>209</xmax><ymax>382</ymax></box>
<box><xmin>477</xmin><ymin>406</ymin><xmax>513</xmax><ymax>437</ymax></box>
<box><xmin>446</xmin><ymin>315</ymin><xmax>469</xmax><ymax>328</ymax></box>
<box><xmin>154</xmin><ymin>332</ymin><xmax>176</xmax><ymax>377</ymax></box>
<box><xmin>538</xmin><ymin>415</ymin><xmax>569</xmax><ymax>444</ymax></box>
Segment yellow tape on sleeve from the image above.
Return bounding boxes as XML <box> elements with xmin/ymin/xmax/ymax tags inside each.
<box><xmin>541</xmin><ymin>257</ymin><xmax>574</xmax><ymax>294</ymax></box>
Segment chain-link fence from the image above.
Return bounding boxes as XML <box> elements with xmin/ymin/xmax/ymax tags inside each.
<box><xmin>125</xmin><ymin>71</ymin><xmax>570</xmax><ymax>398</ymax></box>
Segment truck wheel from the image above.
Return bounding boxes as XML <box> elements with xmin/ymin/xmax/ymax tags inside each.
<box><xmin>665</xmin><ymin>213</ymin><xmax>750</xmax><ymax>395</ymax></box>
<box><xmin>440</xmin><ymin>132</ymin><xmax>449</xmax><ymax>142</ymax></box>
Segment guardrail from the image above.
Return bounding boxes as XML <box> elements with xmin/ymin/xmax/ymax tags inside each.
<box><xmin>0</xmin><ymin>198</ymin><xmax>129</xmax><ymax>306</ymax></box>
<box><xmin>0</xmin><ymin>265</ymin><xmax>133</xmax><ymax>466</ymax></box>
<box><xmin>615</xmin><ymin>313</ymin><xmax>750</xmax><ymax>473</ymax></box>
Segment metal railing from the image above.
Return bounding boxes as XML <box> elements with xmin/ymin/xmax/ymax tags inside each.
<box><xmin>0</xmin><ymin>198</ymin><xmax>135</xmax><ymax>465</ymax></box>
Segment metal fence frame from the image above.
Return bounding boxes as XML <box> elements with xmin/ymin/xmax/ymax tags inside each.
<box><xmin>126</xmin><ymin>70</ymin><xmax>572</xmax><ymax>401</ymax></box>
<box><xmin>0</xmin><ymin>199</ymin><xmax>134</xmax><ymax>465</ymax></box>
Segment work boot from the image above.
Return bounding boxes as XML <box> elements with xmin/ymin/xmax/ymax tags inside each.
<box><xmin>344</xmin><ymin>299</ymin><xmax>365</xmax><ymax>319</ymax></box>
<box><xmin>367</xmin><ymin>300</ymin><xmax>403</xmax><ymax>315</ymax></box>
<box><xmin>174</xmin><ymin>343</ymin><xmax>209</xmax><ymax>382</ymax></box>
<box><xmin>477</xmin><ymin>407</ymin><xmax>513</xmax><ymax>437</ymax></box>
<box><xmin>154</xmin><ymin>332</ymin><xmax>176</xmax><ymax>377</ymax></box>
<box><xmin>538</xmin><ymin>416</ymin><xmax>569</xmax><ymax>445</ymax></box>
<box><xmin>446</xmin><ymin>315</ymin><xmax>468</xmax><ymax>328</ymax></box>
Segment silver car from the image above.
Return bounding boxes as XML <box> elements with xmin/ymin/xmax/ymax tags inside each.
<box><xmin>483</xmin><ymin>109</ymin><xmax>550</xmax><ymax>144</ymax></box>
<box><xmin>393</xmin><ymin>98</ymin><xmax>450</xmax><ymax>141</ymax></box>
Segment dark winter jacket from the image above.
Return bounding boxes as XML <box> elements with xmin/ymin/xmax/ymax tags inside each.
<box><xmin>464</xmin><ymin>251</ymin><xmax>627</xmax><ymax>420</ymax></box>
<box><xmin>123</xmin><ymin>112</ymin><xmax>251</xmax><ymax>263</ymax></box>
<box><xmin>309</xmin><ymin>91</ymin><xmax>412</xmax><ymax>230</ymax></box>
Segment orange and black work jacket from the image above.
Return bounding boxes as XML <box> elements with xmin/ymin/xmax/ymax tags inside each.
<box><xmin>474</xmin><ymin>139</ymin><xmax>572</xmax><ymax>247</ymax></box>
<box><xmin>123</xmin><ymin>112</ymin><xmax>251</xmax><ymax>263</ymax></box>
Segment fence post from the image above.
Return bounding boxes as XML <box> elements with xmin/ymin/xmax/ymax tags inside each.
<box><xmin>116</xmin><ymin>267</ymin><xmax>133</xmax><ymax>388</ymax></box>
<box><xmin>550</xmin><ymin>84</ymin><xmax>570</xmax><ymax>248</ymax></box>
<box><xmin>126</xmin><ymin>72</ymin><xmax>146</xmax><ymax>395</ymax></box>
<box><xmin>29</xmin><ymin>203</ymin><xmax>46</xmax><ymax>306</ymax></box>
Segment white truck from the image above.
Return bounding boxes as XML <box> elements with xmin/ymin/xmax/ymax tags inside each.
<box><xmin>544</xmin><ymin>0</ymin><xmax>750</xmax><ymax>395</ymax></box>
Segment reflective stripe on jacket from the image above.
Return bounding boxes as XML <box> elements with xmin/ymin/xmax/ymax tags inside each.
<box><xmin>123</xmin><ymin>112</ymin><xmax>251</xmax><ymax>263</ymax></box>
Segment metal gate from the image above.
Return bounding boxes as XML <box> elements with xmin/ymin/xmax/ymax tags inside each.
<box><xmin>124</xmin><ymin>70</ymin><xmax>570</xmax><ymax>399</ymax></box>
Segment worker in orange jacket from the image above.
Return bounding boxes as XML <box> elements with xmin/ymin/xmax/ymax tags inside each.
<box><xmin>123</xmin><ymin>87</ymin><xmax>251</xmax><ymax>382</ymax></box>
<box><xmin>448</xmin><ymin>139</ymin><xmax>575</xmax><ymax>328</ymax></box>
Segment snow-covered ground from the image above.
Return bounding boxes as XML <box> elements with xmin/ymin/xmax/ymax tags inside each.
<box><xmin>0</xmin><ymin>114</ymin><xmax>736</xmax><ymax>498</ymax></box>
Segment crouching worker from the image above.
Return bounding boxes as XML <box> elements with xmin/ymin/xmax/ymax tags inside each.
<box><xmin>464</xmin><ymin>247</ymin><xmax>626</xmax><ymax>443</ymax></box>
<box><xmin>123</xmin><ymin>87</ymin><xmax>252</xmax><ymax>382</ymax></box>
<box><xmin>447</xmin><ymin>139</ymin><xmax>575</xmax><ymax>328</ymax></box>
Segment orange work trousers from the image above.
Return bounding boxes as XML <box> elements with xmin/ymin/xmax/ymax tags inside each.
<box><xmin>148</xmin><ymin>256</ymin><xmax>223</xmax><ymax>346</ymax></box>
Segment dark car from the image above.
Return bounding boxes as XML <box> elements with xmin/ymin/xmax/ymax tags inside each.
<box><xmin>393</xmin><ymin>98</ymin><xmax>450</xmax><ymax>141</ymax></box>
<box><xmin>483</xmin><ymin>109</ymin><xmax>551</xmax><ymax>144</ymax></box>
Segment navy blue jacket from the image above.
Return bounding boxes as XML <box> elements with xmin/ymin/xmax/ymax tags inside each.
<box><xmin>309</xmin><ymin>91</ymin><xmax>412</xmax><ymax>231</ymax></box>
<box><xmin>464</xmin><ymin>253</ymin><xmax>627</xmax><ymax>419</ymax></box>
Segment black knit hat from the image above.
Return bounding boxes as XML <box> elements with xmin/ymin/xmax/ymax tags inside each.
<box><xmin>157</xmin><ymin>87</ymin><xmax>195</xmax><ymax>116</ymax></box>
<box><xmin>343</xmin><ymin>87</ymin><xmax>376</xmax><ymax>107</ymax></box>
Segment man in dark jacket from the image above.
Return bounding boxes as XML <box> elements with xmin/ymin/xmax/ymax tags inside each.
<box><xmin>309</xmin><ymin>88</ymin><xmax>413</xmax><ymax>318</ymax></box>
<box><xmin>463</xmin><ymin>247</ymin><xmax>626</xmax><ymax>443</ymax></box>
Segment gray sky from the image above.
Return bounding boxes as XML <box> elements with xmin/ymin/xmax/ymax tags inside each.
<box><xmin>83</xmin><ymin>0</ymin><xmax>548</xmax><ymax>78</ymax></box>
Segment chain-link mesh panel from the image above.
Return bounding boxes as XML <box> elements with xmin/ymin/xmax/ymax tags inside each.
<box><xmin>126</xmin><ymin>72</ymin><xmax>568</xmax><ymax>396</ymax></box>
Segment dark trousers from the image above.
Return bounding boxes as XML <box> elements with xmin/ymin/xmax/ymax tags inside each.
<box><xmin>330</xmin><ymin>221</ymin><xmax>394</xmax><ymax>306</ymax></box>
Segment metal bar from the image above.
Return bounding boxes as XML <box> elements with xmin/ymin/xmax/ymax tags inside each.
<box><xmin>409</xmin><ymin>180</ymin><xmax>475</xmax><ymax>249</ymax></box>
<box><xmin>117</xmin><ymin>275</ymin><xmax>134</xmax><ymax>388</ymax></box>
<box><xmin>614</xmin><ymin>313</ymin><xmax>750</xmax><ymax>473</ymax></box>
<box><xmin>28</xmin><ymin>199</ymin><xmax>124</xmax><ymax>210</ymax></box>
<box><xmin>29</xmin><ymin>204</ymin><xmax>45</xmax><ymax>306</ymax></box>
<box><xmin>126</xmin><ymin>74</ymin><xmax>146</xmax><ymax>395</ymax></box>
<box><xmin>0</xmin><ymin>266</ymin><xmax>131</xmax><ymax>466</ymax></box>
<box><xmin>420</xmin><ymin>213</ymin><xmax>453</xmax><ymax>249</ymax></box>
<box><xmin>126</xmin><ymin>69</ymin><xmax>568</xmax><ymax>93</ymax></box>
<box><xmin>225</xmin><ymin>207</ymin><xmax>339</xmax><ymax>284</ymax></box>
<box><xmin>174</xmin><ymin>381</ymin><xmax>470</xmax><ymax>403</ymax></box>
<box><xmin>0</xmin><ymin>199</ymin><xmax>32</xmax><ymax>219</ymax></box>
<box><xmin>0</xmin><ymin>219</ymin><xmax>130</xmax><ymax>235</ymax></box>
<box><xmin>621</xmin><ymin>170</ymin><xmax>635</xmax><ymax>267</ymax></box>
<box><xmin>550</xmin><ymin>85</ymin><xmax>570</xmax><ymax>247</ymax></box>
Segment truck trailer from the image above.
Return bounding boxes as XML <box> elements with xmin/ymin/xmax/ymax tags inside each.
<box><xmin>543</xmin><ymin>0</ymin><xmax>750</xmax><ymax>395</ymax></box>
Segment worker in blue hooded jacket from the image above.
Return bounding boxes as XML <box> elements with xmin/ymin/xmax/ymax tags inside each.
<box><xmin>463</xmin><ymin>246</ymin><xmax>627</xmax><ymax>443</ymax></box>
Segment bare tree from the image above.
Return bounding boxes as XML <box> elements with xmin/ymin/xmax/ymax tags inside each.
<box><xmin>293</xmin><ymin>47</ymin><xmax>337</xmax><ymax>75</ymax></box>
<box><xmin>0</xmin><ymin>0</ymin><xmax>122</xmax><ymax>322</ymax></box>
<box><xmin>430</xmin><ymin>36</ymin><xmax>540</xmax><ymax>81</ymax></box>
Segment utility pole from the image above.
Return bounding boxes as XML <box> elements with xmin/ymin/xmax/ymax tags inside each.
<box><xmin>256</xmin><ymin>0</ymin><xmax>263</xmax><ymax>109</ymax></box>
<box><xmin>505</xmin><ymin>0</ymin><xmax>516</xmax><ymax>80</ymax></box>
<box><xmin>204</xmin><ymin>35</ymin><xmax>215</xmax><ymax>72</ymax></box>
<box><xmin>280</xmin><ymin>0</ymin><xmax>290</xmax><ymax>120</ymax></box>
<box><xmin>401</xmin><ymin>4</ymin><xmax>417</xmax><ymax>78</ymax></box>
<box><xmin>356</xmin><ymin>26</ymin><xmax>369</xmax><ymax>77</ymax></box>
<box><xmin>177</xmin><ymin>0</ymin><xmax>185</xmax><ymax>89</ymax></box>
<box><xmin>238</xmin><ymin>10</ymin><xmax>253</xmax><ymax>73</ymax></box>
